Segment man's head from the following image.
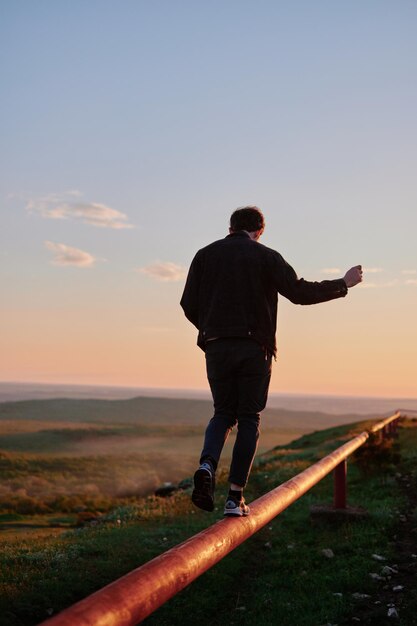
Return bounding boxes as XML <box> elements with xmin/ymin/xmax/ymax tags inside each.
<box><xmin>229</xmin><ymin>206</ymin><xmax>265</xmax><ymax>240</ymax></box>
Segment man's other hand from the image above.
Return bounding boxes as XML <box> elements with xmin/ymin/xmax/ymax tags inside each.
<box><xmin>343</xmin><ymin>265</ymin><xmax>363</xmax><ymax>288</ymax></box>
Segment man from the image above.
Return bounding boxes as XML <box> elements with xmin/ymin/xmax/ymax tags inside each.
<box><xmin>180</xmin><ymin>206</ymin><xmax>362</xmax><ymax>517</ymax></box>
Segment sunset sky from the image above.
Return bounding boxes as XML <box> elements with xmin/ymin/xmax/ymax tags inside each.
<box><xmin>1</xmin><ymin>1</ymin><xmax>416</xmax><ymax>398</ymax></box>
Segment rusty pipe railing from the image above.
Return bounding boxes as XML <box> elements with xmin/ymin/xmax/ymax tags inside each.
<box><xmin>331</xmin><ymin>411</ymin><xmax>401</xmax><ymax>508</ymax></box>
<box><xmin>370</xmin><ymin>410</ymin><xmax>401</xmax><ymax>434</ymax></box>
<box><xmin>39</xmin><ymin>413</ymin><xmax>401</xmax><ymax>626</ymax></box>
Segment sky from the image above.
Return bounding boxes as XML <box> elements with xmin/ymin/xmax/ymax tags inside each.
<box><xmin>1</xmin><ymin>1</ymin><xmax>416</xmax><ymax>398</ymax></box>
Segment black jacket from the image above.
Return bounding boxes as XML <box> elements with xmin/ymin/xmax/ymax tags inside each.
<box><xmin>180</xmin><ymin>231</ymin><xmax>348</xmax><ymax>357</ymax></box>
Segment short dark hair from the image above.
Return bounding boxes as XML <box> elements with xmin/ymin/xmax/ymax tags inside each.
<box><xmin>230</xmin><ymin>206</ymin><xmax>265</xmax><ymax>232</ymax></box>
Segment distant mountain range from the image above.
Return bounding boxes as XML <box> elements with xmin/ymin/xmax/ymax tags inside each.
<box><xmin>1</xmin><ymin>381</ymin><xmax>415</xmax><ymax>415</ymax></box>
<box><xmin>0</xmin><ymin>394</ymin><xmax>387</xmax><ymax>431</ymax></box>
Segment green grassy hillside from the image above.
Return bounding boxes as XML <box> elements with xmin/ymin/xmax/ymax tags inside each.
<box><xmin>0</xmin><ymin>395</ymin><xmax>371</xmax><ymax>429</ymax></box>
<box><xmin>1</xmin><ymin>416</ymin><xmax>416</xmax><ymax>626</ymax></box>
<box><xmin>0</xmin><ymin>397</ymin><xmax>372</xmax><ymax>516</ymax></box>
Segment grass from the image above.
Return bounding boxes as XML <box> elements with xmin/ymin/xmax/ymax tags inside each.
<box><xmin>0</xmin><ymin>398</ymin><xmax>351</xmax><ymax>517</ymax></box>
<box><xmin>1</xmin><ymin>417</ymin><xmax>416</xmax><ymax>625</ymax></box>
<box><xmin>144</xmin><ymin>420</ymin><xmax>407</xmax><ymax>626</ymax></box>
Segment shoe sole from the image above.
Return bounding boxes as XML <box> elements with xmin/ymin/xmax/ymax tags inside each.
<box><xmin>224</xmin><ymin>504</ymin><xmax>250</xmax><ymax>517</ymax></box>
<box><xmin>192</xmin><ymin>468</ymin><xmax>214</xmax><ymax>512</ymax></box>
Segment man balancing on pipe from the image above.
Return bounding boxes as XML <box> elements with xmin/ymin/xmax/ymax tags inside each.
<box><xmin>180</xmin><ymin>206</ymin><xmax>362</xmax><ymax>517</ymax></box>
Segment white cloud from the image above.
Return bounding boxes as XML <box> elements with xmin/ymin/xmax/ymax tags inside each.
<box><xmin>138</xmin><ymin>262</ymin><xmax>187</xmax><ymax>282</ymax></box>
<box><xmin>357</xmin><ymin>282</ymin><xmax>378</xmax><ymax>289</ymax></box>
<box><xmin>402</xmin><ymin>269</ymin><xmax>417</xmax><ymax>275</ymax></box>
<box><xmin>358</xmin><ymin>280</ymin><xmax>397</xmax><ymax>289</ymax></box>
<box><xmin>405</xmin><ymin>279</ymin><xmax>417</xmax><ymax>285</ymax></box>
<box><xmin>27</xmin><ymin>191</ymin><xmax>134</xmax><ymax>229</ymax></box>
<box><xmin>320</xmin><ymin>268</ymin><xmax>341</xmax><ymax>275</ymax></box>
<box><xmin>363</xmin><ymin>267</ymin><xmax>383</xmax><ymax>273</ymax></box>
<box><xmin>45</xmin><ymin>241</ymin><xmax>96</xmax><ymax>267</ymax></box>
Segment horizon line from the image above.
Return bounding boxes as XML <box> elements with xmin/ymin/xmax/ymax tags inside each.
<box><xmin>1</xmin><ymin>379</ymin><xmax>416</xmax><ymax>402</ymax></box>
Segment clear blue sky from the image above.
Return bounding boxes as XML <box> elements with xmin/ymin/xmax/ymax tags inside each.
<box><xmin>1</xmin><ymin>1</ymin><xmax>416</xmax><ymax>396</ymax></box>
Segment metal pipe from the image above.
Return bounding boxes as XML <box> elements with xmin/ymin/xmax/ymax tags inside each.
<box><xmin>39</xmin><ymin>431</ymin><xmax>369</xmax><ymax>626</ymax></box>
<box><xmin>370</xmin><ymin>411</ymin><xmax>400</xmax><ymax>434</ymax></box>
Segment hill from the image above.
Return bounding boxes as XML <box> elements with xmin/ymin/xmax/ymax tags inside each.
<box><xmin>0</xmin><ymin>395</ymin><xmax>374</xmax><ymax>428</ymax></box>
<box><xmin>1</xmin><ymin>415</ymin><xmax>416</xmax><ymax>625</ymax></box>
<box><xmin>0</xmin><ymin>397</ymin><xmax>372</xmax><ymax>512</ymax></box>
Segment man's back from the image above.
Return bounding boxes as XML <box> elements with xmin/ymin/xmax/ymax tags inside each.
<box><xmin>180</xmin><ymin>229</ymin><xmax>347</xmax><ymax>357</ymax></box>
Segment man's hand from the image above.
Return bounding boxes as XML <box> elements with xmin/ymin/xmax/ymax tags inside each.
<box><xmin>343</xmin><ymin>265</ymin><xmax>363</xmax><ymax>288</ymax></box>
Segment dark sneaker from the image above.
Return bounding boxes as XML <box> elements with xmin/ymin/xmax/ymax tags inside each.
<box><xmin>224</xmin><ymin>496</ymin><xmax>250</xmax><ymax>517</ymax></box>
<box><xmin>192</xmin><ymin>462</ymin><xmax>215</xmax><ymax>512</ymax></box>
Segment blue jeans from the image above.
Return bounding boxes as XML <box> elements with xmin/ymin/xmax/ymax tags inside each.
<box><xmin>201</xmin><ymin>338</ymin><xmax>272</xmax><ymax>487</ymax></box>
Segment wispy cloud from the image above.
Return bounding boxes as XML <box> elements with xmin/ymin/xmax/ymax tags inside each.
<box><xmin>363</xmin><ymin>267</ymin><xmax>383</xmax><ymax>274</ymax></box>
<box><xmin>138</xmin><ymin>262</ymin><xmax>187</xmax><ymax>282</ymax></box>
<box><xmin>402</xmin><ymin>269</ymin><xmax>417</xmax><ymax>275</ymax></box>
<box><xmin>322</xmin><ymin>267</ymin><xmax>383</xmax><ymax>276</ymax></box>
<box><xmin>358</xmin><ymin>280</ymin><xmax>397</xmax><ymax>289</ymax></box>
<box><xmin>405</xmin><ymin>279</ymin><xmax>417</xmax><ymax>285</ymax></box>
<box><xmin>27</xmin><ymin>191</ymin><xmax>134</xmax><ymax>229</ymax></box>
<box><xmin>45</xmin><ymin>241</ymin><xmax>96</xmax><ymax>267</ymax></box>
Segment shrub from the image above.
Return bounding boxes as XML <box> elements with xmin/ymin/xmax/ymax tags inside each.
<box><xmin>353</xmin><ymin>433</ymin><xmax>401</xmax><ymax>478</ymax></box>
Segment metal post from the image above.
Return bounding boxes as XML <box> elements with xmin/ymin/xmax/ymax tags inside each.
<box><xmin>334</xmin><ymin>459</ymin><xmax>347</xmax><ymax>509</ymax></box>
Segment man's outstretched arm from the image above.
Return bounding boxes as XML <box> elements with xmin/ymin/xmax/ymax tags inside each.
<box><xmin>275</xmin><ymin>255</ymin><xmax>363</xmax><ymax>305</ymax></box>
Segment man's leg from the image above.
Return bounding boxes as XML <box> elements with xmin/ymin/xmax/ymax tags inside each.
<box><xmin>224</xmin><ymin>341</ymin><xmax>272</xmax><ymax>517</ymax></box>
<box><xmin>228</xmin><ymin>413</ymin><xmax>261</xmax><ymax>487</ymax></box>
<box><xmin>201</xmin><ymin>339</ymin><xmax>239</xmax><ymax>466</ymax></box>
<box><xmin>192</xmin><ymin>339</ymin><xmax>238</xmax><ymax>512</ymax></box>
<box><xmin>192</xmin><ymin>413</ymin><xmax>236</xmax><ymax>512</ymax></box>
<box><xmin>200</xmin><ymin>413</ymin><xmax>237</xmax><ymax>470</ymax></box>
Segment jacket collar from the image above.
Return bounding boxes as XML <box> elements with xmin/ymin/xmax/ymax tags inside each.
<box><xmin>226</xmin><ymin>230</ymin><xmax>251</xmax><ymax>239</ymax></box>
